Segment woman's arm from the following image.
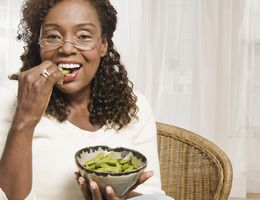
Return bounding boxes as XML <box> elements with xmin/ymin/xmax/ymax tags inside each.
<box><xmin>0</xmin><ymin>61</ymin><xmax>63</xmax><ymax>200</ymax></box>
<box><xmin>0</xmin><ymin>120</ymin><xmax>35</xmax><ymax>200</ymax></box>
<box><xmin>0</xmin><ymin>81</ymin><xmax>35</xmax><ymax>200</ymax></box>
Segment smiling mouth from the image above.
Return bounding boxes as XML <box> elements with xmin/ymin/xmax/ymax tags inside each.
<box><xmin>58</xmin><ymin>63</ymin><xmax>82</xmax><ymax>76</ymax></box>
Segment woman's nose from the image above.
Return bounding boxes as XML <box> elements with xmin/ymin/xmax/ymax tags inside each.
<box><xmin>58</xmin><ymin>39</ymin><xmax>78</xmax><ymax>54</ymax></box>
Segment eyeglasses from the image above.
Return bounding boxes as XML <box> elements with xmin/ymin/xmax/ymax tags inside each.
<box><xmin>38</xmin><ymin>35</ymin><xmax>102</xmax><ymax>51</ymax></box>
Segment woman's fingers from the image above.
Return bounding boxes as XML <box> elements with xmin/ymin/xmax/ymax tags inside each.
<box><xmin>78</xmin><ymin>176</ymin><xmax>87</xmax><ymax>190</ymax></box>
<box><xmin>137</xmin><ymin>171</ymin><xmax>154</xmax><ymax>185</ymax></box>
<box><xmin>79</xmin><ymin>177</ymin><xmax>93</xmax><ymax>199</ymax></box>
<box><xmin>74</xmin><ymin>171</ymin><xmax>154</xmax><ymax>200</ymax></box>
<box><xmin>17</xmin><ymin>60</ymin><xmax>63</xmax><ymax>103</ymax></box>
<box><xmin>19</xmin><ymin>60</ymin><xmax>63</xmax><ymax>87</ymax></box>
<box><xmin>74</xmin><ymin>171</ymin><xmax>81</xmax><ymax>180</ymax></box>
<box><xmin>90</xmin><ymin>181</ymin><xmax>103</xmax><ymax>200</ymax></box>
<box><xmin>125</xmin><ymin>170</ymin><xmax>154</xmax><ymax>195</ymax></box>
<box><xmin>74</xmin><ymin>172</ymin><xmax>104</xmax><ymax>200</ymax></box>
<box><xmin>105</xmin><ymin>186</ymin><xmax>117</xmax><ymax>200</ymax></box>
<box><xmin>75</xmin><ymin>173</ymin><xmax>92</xmax><ymax>199</ymax></box>
<box><xmin>40</xmin><ymin>62</ymin><xmax>63</xmax><ymax>85</ymax></box>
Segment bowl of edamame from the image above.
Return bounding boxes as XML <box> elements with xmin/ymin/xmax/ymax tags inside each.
<box><xmin>75</xmin><ymin>145</ymin><xmax>147</xmax><ymax>198</ymax></box>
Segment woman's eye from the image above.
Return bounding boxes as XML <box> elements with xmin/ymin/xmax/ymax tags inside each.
<box><xmin>78</xmin><ymin>34</ymin><xmax>92</xmax><ymax>41</ymax></box>
<box><xmin>46</xmin><ymin>34</ymin><xmax>61</xmax><ymax>40</ymax></box>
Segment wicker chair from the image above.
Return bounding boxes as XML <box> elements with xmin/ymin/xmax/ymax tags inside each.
<box><xmin>156</xmin><ymin>122</ymin><xmax>233</xmax><ymax>200</ymax></box>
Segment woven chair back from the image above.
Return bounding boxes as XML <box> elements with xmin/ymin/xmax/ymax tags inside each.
<box><xmin>156</xmin><ymin>122</ymin><xmax>233</xmax><ymax>200</ymax></box>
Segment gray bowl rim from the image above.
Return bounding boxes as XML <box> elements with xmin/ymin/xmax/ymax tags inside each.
<box><xmin>75</xmin><ymin>145</ymin><xmax>147</xmax><ymax>176</ymax></box>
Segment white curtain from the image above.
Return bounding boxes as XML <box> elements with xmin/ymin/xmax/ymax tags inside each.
<box><xmin>0</xmin><ymin>0</ymin><xmax>23</xmax><ymax>80</ymax></box>
<box><xmin>1</xmin><ymin>0</ymin><xmax>260</xmax><ymax>198</ymax></box>
<box><xmin>111</xmin><ymin>0</ymin><xmax>260</xmax><ymax>198</ymax></box>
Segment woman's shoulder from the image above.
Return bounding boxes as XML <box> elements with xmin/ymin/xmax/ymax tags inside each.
<box><xmin>0</xmin><ymin>79</ymin><xmax>18</xmax><ymax>109</ymax></box>
<box><xmin>0</xmin><ymin>79</ymin><xmax>18</xmax><ymax>122</ymax></box>
<box><xmin>132</xmin><ymin>90</ymin><xmax>154</xmax><ymax>125</ymax></box>
<box><xmin>134</xmin><ymin>90</ymin><xmax>152</xmax><ymax>113</ymax></box>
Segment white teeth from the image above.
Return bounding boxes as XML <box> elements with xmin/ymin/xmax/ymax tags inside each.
<box><xmin>58</xmin><ymin>63</ymin><xmax>80</xmax><ymax>69</ymax></box>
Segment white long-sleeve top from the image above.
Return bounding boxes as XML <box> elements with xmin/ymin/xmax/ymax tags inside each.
<box><xmin>0</xmin><ymin>79</ymin><xmax>164</xmax><ymax>200</ymax></box>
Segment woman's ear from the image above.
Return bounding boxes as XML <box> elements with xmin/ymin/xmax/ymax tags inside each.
<box><xmin>101</xmin><ymin>35</ymin><xmax>108</xmax><ymax>57</ymax></box>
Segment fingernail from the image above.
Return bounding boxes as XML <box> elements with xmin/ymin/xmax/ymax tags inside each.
<box><xmin>58</xmin><ymin>80</ymin><xmax>63</xmax><ymax>85</ymax></box>
<box><xmin>78</xmin><ymin>177</ymin><xmax>85</xmax><ymax>185</ymax></box>
<box><xmin>90</xmin><ymin>181</ymin><xmax>96</xmax><ymax>190</ymax></box>
<box><xmin>106</xmin><ymin>186</ymin><xmax>113</xmax><ymax>194</ymax></box>
<box><xmin>148</xmin><ymin>171</ymin><xmax>154</xmax><ymax>178</ymax></box>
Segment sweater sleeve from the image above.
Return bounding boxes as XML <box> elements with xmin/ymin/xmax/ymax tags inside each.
<box><xmin>0</xmin><ymin>80</ymin><xmax>18</xmax><ymax>159</ymax></box>
<box><xmin>0</xmin><ymin>80</ymin><xmax>17</xmax><ymax>199</ymax></box>
<box><xmin>0</xmin><ymin>188</ymin><xmax>36</xmax><ymax>200</ymax></box>
<box><xmin>131</xmin><ymin>92</ymin><xmax>165</xmax><ymax>195</ymax></box>
<box><xmin>0</xmin><ymin>189</ymin><xmax>8</xmax><ymax>200</ymax></box>
<box><xmin>0</xmin><ymin>80</ymin><xmax>36</xmax><ymax>200</ymax></box>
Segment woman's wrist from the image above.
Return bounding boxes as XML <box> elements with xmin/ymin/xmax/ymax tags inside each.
<box><xmin>10</xmin><ymin>117</ymin><xmax>36</xmax><ymax>137</ymax></box>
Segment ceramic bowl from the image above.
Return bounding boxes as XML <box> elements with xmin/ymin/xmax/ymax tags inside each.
<box><xmin>75</xmin><ymin>145</ymin><xmax>147</xmax><ymax>197</ymax></box>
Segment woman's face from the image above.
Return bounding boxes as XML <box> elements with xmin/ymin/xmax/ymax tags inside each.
<box><xmin>40</xmin><ymin>0</ymin><xmax>108</xmax><ymax>95</ymax></box>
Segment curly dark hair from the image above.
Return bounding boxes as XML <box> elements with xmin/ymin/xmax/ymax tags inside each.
<box><xmin>11</xmin><ymin>0</ymin><xmax>138</xmax><ymax>130</ymax></box>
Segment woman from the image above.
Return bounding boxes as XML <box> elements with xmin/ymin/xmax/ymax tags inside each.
<box><xmin>0</xmin><ymin>0</ymin><xmax>173</xmax><ymax>199</ymax></box>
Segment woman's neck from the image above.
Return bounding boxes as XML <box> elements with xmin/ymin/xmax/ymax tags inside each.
<box><xmin>65</xmin><ymin>89</ymin><xmax>101</xmax><ymax>132</ymax></box>
<box><xmin>67</xmin><ymin>108</ymin><xmax>101</xmax><ymax>132</ymax></box>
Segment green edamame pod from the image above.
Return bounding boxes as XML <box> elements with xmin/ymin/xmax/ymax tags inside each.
<box><xmin>124</xmin><ymin>165</ymin><xmax>134</xmax><ymax>172</ymax></box>
<box><xmin>84</xmin><ymin>151</ymin><xmax>140</xmax><ymax>173</ymax></box>
<box><xmin>96</xmin><ymin>153</ymin><xmax>117</xmax><ymax>165</ymax></box>
<box><xmin>61</xmin><ymin>69</ymin><xmax>70</xmax><ymax>76</ymax></box>
<box><xmin>85</xmin><ymin>163</ymin><xmax>96</xmax><ymax>170</ymax></box>
<box><xmin>96</xmin><ymin>166</ymin><xmax>121</xmax><ymax>173</ymax></box>
<box><xmin>119</xmin><ymin>159</ymin><xmax>129</xmax><ymax>165</ymax></box>
<box><xmin>122</xmin><ymin>163</ymin><xmax>130</xmax><ymax>171</ymax></box>
<box><xmin>84</xmin><ymin>152</ymin><xmax>105</xmax><ymax>166</ymax></box>
<box><xmin>131</xmin><ymin>156</ymin><xmax>138</xmax><ymax>169</ymax></box>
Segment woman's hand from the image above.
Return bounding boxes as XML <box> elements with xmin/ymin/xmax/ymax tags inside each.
<box><xmin>14</xmin><ymin>60</ymin><xmax>63</xmax><ymax>128</ymax></box>
<box><xmin>74</xmin><ymin>171</ymin><xmax>154</xmax><ymax>200</ymax></box>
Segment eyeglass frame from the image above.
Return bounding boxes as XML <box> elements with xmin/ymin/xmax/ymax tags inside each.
<box><xmin>38</xmin><ymin>34</ymin><xmax>103</xmax><ymax>51</ymax></box>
